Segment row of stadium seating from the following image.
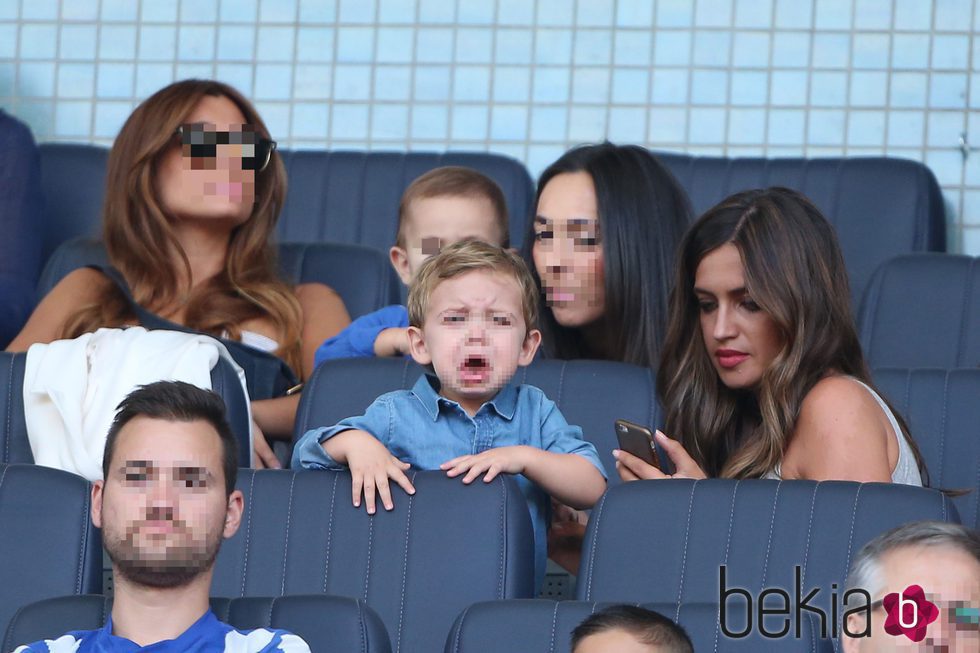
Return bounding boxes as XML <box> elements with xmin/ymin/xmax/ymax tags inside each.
<box><xmin>2</xmin><ymin>355</ymin><xmax>977</xmax><ymax>527</ymax></box>
<box><xmin>34</xmin><ymin>145</ymin><xmax>944</xmax><ymax>310</ymax></box>
<box><xmin>0</xmin><ymin>464</ymin><xmax>958</xmax><ymax>652</ymax></box>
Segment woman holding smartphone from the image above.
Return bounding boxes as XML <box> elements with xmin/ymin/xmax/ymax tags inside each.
<box><xmin>615</xmin><ymin>187</ymin><xmax>926</xmax><ymax>485</ymax></box>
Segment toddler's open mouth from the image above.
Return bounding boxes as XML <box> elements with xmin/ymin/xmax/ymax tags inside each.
<box><xmin>459</xmin><ymin>354</ymin><xmax>491</xmax><ymax>385</ymax></box>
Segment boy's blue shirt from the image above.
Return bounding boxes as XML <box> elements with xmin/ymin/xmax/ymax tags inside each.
<box><xmin>293</xmin><ymin>374</ymin><xmax>607</xmax><ymax>583</ymax></box>
<box><xmin>314</xmin><ymin>305</ymin><xmax>409</xmax><ymax>365</ymax></box>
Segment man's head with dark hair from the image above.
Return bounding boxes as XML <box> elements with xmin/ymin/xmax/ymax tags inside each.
<box><xmin>94</xmin><ymin>381</ymin><xmax>244</xmax><ymax>591</ymax></box>
<box><xmin>102</xmin><ymin>380</ymin><xmax>238</xmax><ymax>495</ymax></box>
<box><xmin>571</xmin><ymin>605</ymin><xmax>694</xmax><ymax>653</ymax></box>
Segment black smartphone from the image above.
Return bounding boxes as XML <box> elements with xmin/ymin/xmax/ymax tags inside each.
<box><xmin>615</xmin><ymin>419</ymin><xmax>661</xmax><ymax>469</ymax></box>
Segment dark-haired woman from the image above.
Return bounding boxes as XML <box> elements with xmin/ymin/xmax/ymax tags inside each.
<box><xmin>7</xmin><ymin>79</ymin><xmax>351</xmax><ymax>466</ymax></box>
<box><xmin>615</xmin><ymin>187</ymin><xmax>925</xmax><ymax>484</ymax></box>
<box><xmin>526</xmin><ymin>142</ymin><xmax>692</xmax><ymax>370</ymax></box>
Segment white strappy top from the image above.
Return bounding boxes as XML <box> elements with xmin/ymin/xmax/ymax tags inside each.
<box><xmin>764</xmin><ymin>377</ymin><xmax>922</xmax><ymax>486</ymax></box>
<box><xmin>239</xmin><ymin>329</ymin><xmax>279</xmax><ymax>353</ymax></box>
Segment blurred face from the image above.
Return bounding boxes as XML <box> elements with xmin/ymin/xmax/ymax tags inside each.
<box><xmin>694</xmin><ymin>243</ymin><xmax>783</xmax><ymax>391</ymax></box>
<box><xmin>407</xmin><ymin>269</ymin><xmax>540</xmax><ymax>414</ymax></box>
<box><xmin>92</xmin><ymin>416</ymin><xmax>243</xmax><ymax>589</ymax></box>
<box><xmin>574</xmin><ymin>629</ymin><xmax>659</xmax><ymax>653</ymax></box>
<box><xmin>391</xmin><ymin>195</ymin><xmax>505</xmax><ymax>285</ymax></box>
<box><xmin>156</xmin><ymin>94</ymin><xmax>263</xmax><ymax>227</ymax></box>
<box><xmin>843</xmin><ymin>545</ymin><xmax>980</xmax><ymax>652</ymax></box>
<box><xmin>532</xmin><ymin>171</ymin><xmax>606</xmax><ymax>328</ymax></box>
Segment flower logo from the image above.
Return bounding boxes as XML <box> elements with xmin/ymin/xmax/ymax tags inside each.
<box><xmin>882</xmin><ymin>584</ymin><xmax>940</xmax><ymax>642</ymax></box>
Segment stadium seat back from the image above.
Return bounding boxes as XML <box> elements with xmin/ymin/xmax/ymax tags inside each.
<box><xmin>874</xmin><ymin>368</ymin><xmax>980</xmax><ymax>529</ymax></box>
<box><xmin>578</xmin><ymin>479</ymin><xmax>957</xmax><ymax>640</ymax></box>
<box><xmin>278</xmin><ymin>150</ymin><xmax>534</xmax><ymax>250</ymax></box>
<box><xmin>657</xmin><ymin>154</ymin><xmax>945</xmax><ymax>307</ymax></box>
<box><xmin>860</xmin><ymin>254</ymin><xmax>979</xmax><ymax>368</ymax></box>
<box><xmin>36</xmin><ymin>146</ymin><xmax>535</xmax><ymax>260</ymax></box>
<box><xmin>212</xmin><ymin>469</ymin><xmax>535</xmax><ymax>653</ymax></box>
<box><xmin>296</xmin><ymin>358</ymin><xmax>663</xmax><ymax>484</ymax></box>
<box><xmin>0</xmin><ymin>464</ymin><xmax>102</xmax><ymax>639</ymax></box>
<box><xmin>445</xmin><ymin>599</ymin><xmax>824</xmax><ymax>652</ymax></box>
<box><xmin>37</xmin><ymin>238</ymin><xmax>402</xmax><ymax>322</ymax></box>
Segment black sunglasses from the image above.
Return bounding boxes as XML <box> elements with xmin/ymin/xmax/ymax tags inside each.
<box><xmin>175</xmin><ymin>123</ymin><xmax>277</xmax><ymax>172</ymax></box>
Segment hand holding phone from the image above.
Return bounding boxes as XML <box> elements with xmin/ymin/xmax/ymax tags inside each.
<box><xmin>614</xmin><ymin>419</ymin><xmax>661</xmax><ymax>470</ymax></box>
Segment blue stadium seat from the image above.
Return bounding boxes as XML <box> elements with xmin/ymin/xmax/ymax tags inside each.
<box><xmin>0</xmin><ymin>351</ymin><xmax>250</xmax><ymax>466</ymax></box>
<box><xmin>446</xmin><ymin>599</ymin><xmax>822</xmax><ymax>652</ymax></box>
<box><xmin>3</xmin><ymin>595</ymin><xmax>391</xmax><ymax>653</ymax></box>
<box><xmin>36</xmin><ymin>145</ymin><xmax>535</xmax><ymax>259</ymax></box>
<box><xmin>277</xmin><ymin>150</ymin><xmax>535</xmax><ymax>250</ymax></box>
<box><xmin>874</xmin><ymin>368</ymin><xmax>980</xmax><ymax>529</ymax></box>
<box><xmin>37</xmin><ymin>238</ymin><xmax>401</xmax><ymax>321</ymax></box>
<box><xmin>0</xmin><ymin>110</ymin><xmax>44</xmax><ymax>347</ymax></box>
<box><xmin>859</xmin><ymin>254</ymin><xmax>979</xmax><ymax>368</ymax></box>
<box><xmin>0</xmin><ymin>464</ymin><xmax>102</xmax><ymax>640</ymax></box>
<box><xmin>296</xmin><ymin>357</ymin><xmax>662</xmax><ymax>483</ymax></box>
<box><xmin>577</xmin><ymin>480</ymin><xmax>957</xmax><ymax>650</ymax></box>
<box><xmin>211</xmin><ymin>469</ymin><xmax>535</xmax><ymax>653</ymax></box>
<box><xmin>657</xmin><ymin>154</ymin><xmax>946</xmax><ymax>307</ymax></box>
<box><xmin>36</xmin><ymin>144</ymin><xmax>107</xmax><ymax>264</ymax></box>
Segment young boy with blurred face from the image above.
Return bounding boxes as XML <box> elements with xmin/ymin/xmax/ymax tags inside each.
<box><xmin>295</xmin><ymin>241</ymin><xmax>607</xmax><ymax>583</ymax></box>
<box><xmin>313</xmin><ymin>166</ymin><xmax>509</xmax><ymax>363</ymax></box>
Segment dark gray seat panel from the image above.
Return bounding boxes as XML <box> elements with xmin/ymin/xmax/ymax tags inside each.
<box><xmin>874</xmin><ymin>368</ymin><xmax>980</xmax><ymax>529</ymax></box>
<box><xmin>657</xmin><ymin>154</ymin><xmax>946</xmax><ymax>306</ymax></box>
<box><xmin>446</xmin><ymin>599</ymin><xmax>823</xmax><ymax>652</ymax></box>
<box><xmin>37</xmin><ymin>145</ymin><xmax>535</xmax><ymax>260</ymax></box>
<box><xmin>0</xmin><ymin>464</ymin><xmax>102</xmax><ymax>640</ymax></box>
<box><xmin>36</xmin><ymin>143</ymin><xmax>107</xmax><ymax>263</ymax></box>
<box><xmin>36</xmin><ymin>238</ymin><xmax>401</xmax><ymax>321</ymax></box>
<box><xmin>296</xmin><ymin>357</ymin><xmax>663</xmax><ymax>485</ymax></box>
<box><xmin>3</xmin><ymin>595</ymin><xmax>392</xmax><ymax>653</ymax></box>
<box><xmin>277</xmin><ymin>150</ymin><xmax>534</xmax><ymax>250</ymax></box>
<box><xmin>0</xmin><ymin>351</ymin><xmax>251</xmax><ymax>466</ymax></box>
<box><xmin>577</xmin><ymin>480</ymin><xmax>956</xmax><ymax>626</ymax></box>
<box><xmin>860</xmin><ymin>255</ymin><xmax>979</xmax><ymax>368</ymax></box>
<box><xmin>212</xmin><ymin>469</ymin><xmax>535</xmax><ymax>653</ymax></box>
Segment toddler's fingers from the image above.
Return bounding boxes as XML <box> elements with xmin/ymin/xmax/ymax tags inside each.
<box><xmin>440</xmin><ymin>454</ymin><xmax>470</xmax><ymax>470</ymax></box>
<box><xmin>351</xmin><ymin>473</ymin><xmax>364</xmax><ymax>508</ymax></box>
<box><xmin>363</xmin><ymin>477</ymin><xmax>377</xmax><ymax>515</ymax></box>
<box><xmin>461</xmin><ymin>463</ymin><xmax>487</xmax><ymax>485</ymax></box>
<box><xmin>376</xmin><ymin>475</ymin><xmax>394</xmax><ymax>511</ymax></box>
<box><xmin>390</xmin><ymin>467</ymin><xmax>416</xmax><ymax>496</ymax></box>
<box><xmin>482</xmin><ymin>465</ymin><xmax>501</xmax><ymax>483</ymax></box>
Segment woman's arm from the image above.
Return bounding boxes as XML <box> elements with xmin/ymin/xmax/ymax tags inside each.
<box><xmin>780</xmin><ymin>376</ymin><xmax>894</xmax><ymax>482</ymax></box>
<box><xmin>248</xmin><ymin>283</ymin><xmax>351</xmax><ymax>445</ymax></box>
<box><xmin>5</xmin><ymin>268</ymin><xmax>111</xmax><ymax>352</ymax></box>
<box><xmin>294</xmin><ymin>282</ymin><xmax>351</xmax><ymax>379</ymax></box>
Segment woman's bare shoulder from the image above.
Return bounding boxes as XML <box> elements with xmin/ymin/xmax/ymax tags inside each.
<box><xmin>5</xmin><ymin>268</ymin><xmax>113</xmax><ymax>351</ymax></box>
<box><xmin>788</xmin><ymin>374</ymin><xmax>892</xmax><ymax>481</ymax></box>
<box><xmin>799</xmin><ymin>375</ymin><xmax>878</xmax><ymax>418</ymax></box>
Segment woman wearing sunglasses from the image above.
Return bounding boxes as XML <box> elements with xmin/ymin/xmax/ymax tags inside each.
<box><xmin>7</xmin><ymin>79</ymin><xmax>351</xmax><ymax>467</ymax></box>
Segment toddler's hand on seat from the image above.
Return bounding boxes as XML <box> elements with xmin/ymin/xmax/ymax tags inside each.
<box><xmin>328</xmin><ymin>429</ymin><xmax>415</xmax><ymax>513</ymax></box>
<box><xmin>441</xmin><ymin>445</ymin><xmax>530</xmax><ymax>484</ymax></box>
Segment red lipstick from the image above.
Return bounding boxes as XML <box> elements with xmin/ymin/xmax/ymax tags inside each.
<box><xmin>715</xmin><ymin>348</ymin><xmax>749</xmax><ymax>369</ymax></box>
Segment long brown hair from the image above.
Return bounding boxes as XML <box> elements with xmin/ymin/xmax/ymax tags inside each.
<box><xmin>658</xmin><ymin>187</ymin><xmax>926</xmax><ymax>481</ymax></box>
<box><xmin>62</xmin><ymin>79</ymin><xmax>302</xmax><ymax>374</ymax></box>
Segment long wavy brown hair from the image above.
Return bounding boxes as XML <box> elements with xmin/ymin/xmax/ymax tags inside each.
<box><xmin>62</xmin><ymin>79</ymin><xmax>303</xmax><ymax>374</ymax></box>
<box><xmin>658</xmin><ymin>187</ymin><xmax>926</xmax><ymax>481</ymax></box>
